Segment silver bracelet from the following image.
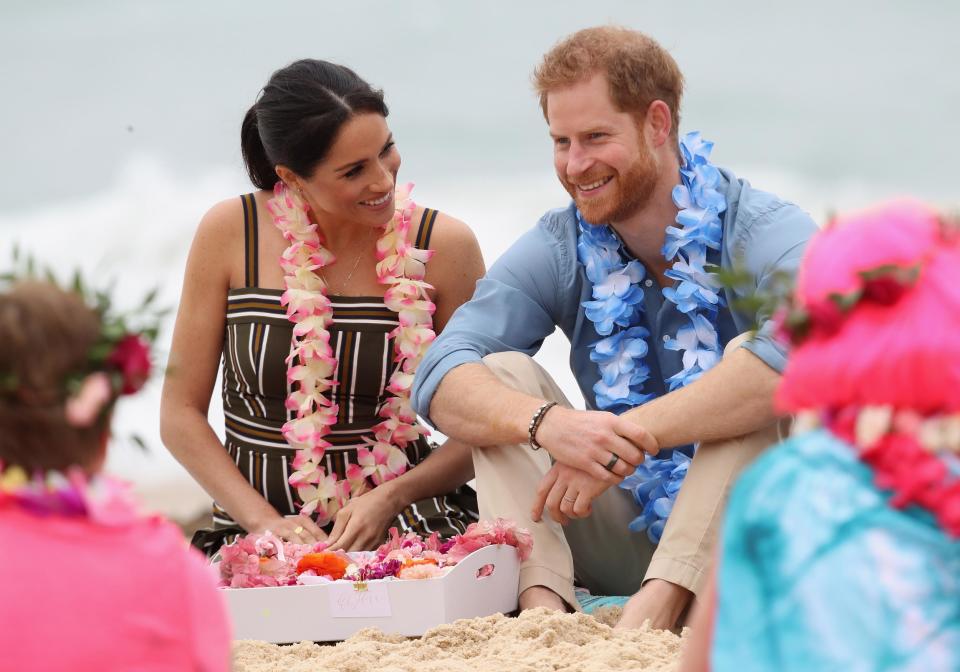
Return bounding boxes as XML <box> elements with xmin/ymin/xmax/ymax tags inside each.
<box><xmin>528</xmin><ymin>401</ymin><xmax>557</xmax><ymax>450</ymax></box>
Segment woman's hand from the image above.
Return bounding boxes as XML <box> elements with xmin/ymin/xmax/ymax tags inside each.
<box><xmin>252</xmin><ymin>513</ymin><xmax>327</xmax><ymax>545</ymax></box>
<box><xmin>325</xmin><ymin>485</ymin><xmax>404</xmax><ymax>552</ymax></box>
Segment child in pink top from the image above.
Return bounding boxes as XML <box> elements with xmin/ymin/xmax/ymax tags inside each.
<box><xmin>0</xmin><ymin>280</ymin><xmax>231</xmax><ymax>671</ymax></box>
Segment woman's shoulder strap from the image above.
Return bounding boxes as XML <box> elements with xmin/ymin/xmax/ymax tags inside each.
<box><xmin>240</xmin><ymin>193</ymin><xmax>259</xmax><ymax>287</ymax></box>
<box><xmin>414</xmin><ymin>207</ymin><xmax>439</xmax><ymax>251</ymax></box>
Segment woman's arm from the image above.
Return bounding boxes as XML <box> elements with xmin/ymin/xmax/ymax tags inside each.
<box><xmin>159</xmin><ymin>199</ymin><xmax>323</xmax><ymax>543</ymax></box>
<box><xmin>326</xmin><ymin>211</ymin><xmax>485</xmax><ymax>550</ymax></box>
<box><xmin>424</xmin><ymin>210</ymin><xmax>485</xmax><ymax>333</ymax></box>
<box><xmin>325</xmin><ymin>437</ymin><xmax>476</xmax><ymax>550</ymax></box>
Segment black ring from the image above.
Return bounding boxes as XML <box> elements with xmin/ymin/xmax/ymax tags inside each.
<box><xmin>604</xmin><ymin>453</ymin><xmax>620</xmax><ymax>472</ymax></box>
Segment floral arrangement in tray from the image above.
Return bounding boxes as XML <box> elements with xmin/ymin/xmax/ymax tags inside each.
<box><xmin>218</xmin><ymin>518</ymin><xmax>533</xmax><ymax>589</ymax></box>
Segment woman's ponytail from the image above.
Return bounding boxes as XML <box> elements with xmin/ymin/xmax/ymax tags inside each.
<box><xmin>240</xmin><ymin>104</ymin><xmax>279</xmax><ymax>190</ymax></box>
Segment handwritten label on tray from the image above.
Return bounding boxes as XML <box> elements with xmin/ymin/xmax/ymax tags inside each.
<box><xmin>328</xmin><ymin>581</ymin><xmax>392</xmax><ymax>618</ymax></box>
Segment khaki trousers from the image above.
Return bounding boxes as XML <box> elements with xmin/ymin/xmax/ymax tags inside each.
<box><xmin>473</xmin><ymin>335</ymin><xmax>782</xmax><ymax>610</ymax></box>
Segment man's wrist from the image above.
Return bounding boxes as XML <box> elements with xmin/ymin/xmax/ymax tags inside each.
<box><xmin>623</xmin><ymin>404</ymin><xmax>662</xmax><ymax>453</ymax></box>
<box><xmin>511</xmin><ymin>397</ymin><xmax>551</xmax><ymax>446</ymax></box>
<box><xmin>528</xmin><ymin>401</ymin><xmax>558</xmax><ymax>450</ymax></box>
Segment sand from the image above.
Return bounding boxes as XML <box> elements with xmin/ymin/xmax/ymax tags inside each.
<box><xmin>233</xmin><ymin>608</ymin><xmax>683</xmax><ymax>672</ymax></box>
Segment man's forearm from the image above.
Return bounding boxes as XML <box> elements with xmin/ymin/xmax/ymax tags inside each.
<box><xmin>625</xmin><ymin>347</ymin><xmax>781</xmax><ymax>449</ymax></box>
<box><xmin>429</xmin><ymin>362</ymin><xmax>545</xmax><ymax>447</ymax></box>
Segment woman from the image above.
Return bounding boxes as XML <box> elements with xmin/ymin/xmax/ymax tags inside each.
<box><xmin>0</xmin><ymin>280</ymin><xmax>230</xmax><ymax>671</ymax></box>
<box><xmin>160</xmin><ymin>59</ymin><xmax>484</xmax><ymax>554</ymax></box>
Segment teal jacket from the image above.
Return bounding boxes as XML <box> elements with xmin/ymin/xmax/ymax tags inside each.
<box><xmin>714</xmin><ymin>429</ymin><xmax>960</xmax><ymax>671</ymax></box>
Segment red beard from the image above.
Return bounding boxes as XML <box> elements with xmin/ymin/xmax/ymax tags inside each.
<box><xmin>561</xmin><ymin>145</ymin><xmax>659</xmax><ymax>224</ymax></box>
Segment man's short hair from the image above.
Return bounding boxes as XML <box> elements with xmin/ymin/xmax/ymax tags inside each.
<box><xmin>534</xmin><ymin>26</ymin><xmax>685</xmax><ymax>138</ymax></box>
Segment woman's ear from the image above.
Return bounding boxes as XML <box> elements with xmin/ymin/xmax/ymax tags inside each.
<box><xmin>275</xmin><ymin>165</ymin><xmax>298</xmax><ymax>190</ymax></box>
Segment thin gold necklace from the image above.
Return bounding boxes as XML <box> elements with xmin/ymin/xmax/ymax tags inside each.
<box><xmin>323</xmin><ymin>227</ymin><xmax>375</xmax><ymax>294</ymax></box>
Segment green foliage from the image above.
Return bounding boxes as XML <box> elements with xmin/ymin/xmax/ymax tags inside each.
<box><xmin>708</xmin><ymin>262</ymin><xmax>795</xmax><ymax>333</ymax></box>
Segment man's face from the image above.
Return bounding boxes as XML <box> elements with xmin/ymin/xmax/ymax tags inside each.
<box><xmin>547</xmin><ymin>73</ymin><xmax>658</xmax><ymax>224</ymax></box>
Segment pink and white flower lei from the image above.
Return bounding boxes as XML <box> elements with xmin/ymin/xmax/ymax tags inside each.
<box><xmin>267</xmin><ymin>182</ymin><xmax>436</xmax><ymax>525</ymax></box>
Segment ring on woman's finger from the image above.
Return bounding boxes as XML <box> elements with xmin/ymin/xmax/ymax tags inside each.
<box><xmin>603</xmin><ymin>452</ymin><xmax>620</xmax><ymax>472</ymax></box>
<box><xmin>293</xmin><ymin>525</ymin><xmax>305</xmax><ymax>535</ymax></box>
<box><xmin>562</xmin><ymin>495</ymin><xmax>577</xmax><ymax>503</ymax></box>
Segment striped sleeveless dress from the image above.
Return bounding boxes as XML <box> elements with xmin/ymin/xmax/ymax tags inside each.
<box><xmin>191</xmin><ymin>194</ymin><xmax>478</xmax><ymax>555</ymax></box>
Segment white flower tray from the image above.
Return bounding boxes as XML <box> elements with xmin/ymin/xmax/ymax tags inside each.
<box><xmin>221</xmin><ymin>544</ymin><xmax>520</xmax><ymax>643</ymax></box>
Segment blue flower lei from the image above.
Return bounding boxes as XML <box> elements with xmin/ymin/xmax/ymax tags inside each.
<box><xmin>575</xmin><ymin>131</ymin><xmax>726</xmax><ymax>543</ymax></box>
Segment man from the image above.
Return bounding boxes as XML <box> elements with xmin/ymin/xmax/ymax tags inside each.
<box><xmin>411</xmin><ymin>26</ymin><xmax>816</xmax><ymax>630</ymax></box>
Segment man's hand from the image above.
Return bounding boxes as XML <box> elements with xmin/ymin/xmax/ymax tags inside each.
<box><xmin>532</xmin><ymin>462</ymin><xmax>619</xmax><ymax>525</ymax></box>
<box><xmin>536</xmin><ymin>406</ymin><xmax>659</xmax><ymax>483</ymax></box>
<box><xmin>325</xmin><ymin>486</ymin><xmax>404</xmax><ymax>552</ymax></box>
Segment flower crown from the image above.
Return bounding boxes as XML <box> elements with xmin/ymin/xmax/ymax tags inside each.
<box><xmin>774</xmin><ymin>263</ymin><xmax>921</xmax><ymax>347</ymax></box>
<box><xmin>0</xmin><ymin>249</ymin><xmax>166</xmax><ymax>428</ymax></box>
<box><xmin>714</xmin><ymin>213</ymin><xmax>958</xmax><ymax>348</ymax></box>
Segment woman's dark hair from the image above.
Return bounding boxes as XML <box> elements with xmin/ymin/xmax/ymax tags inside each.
<box><xmin>241</xmin><ymin>59</ymin><xmax>389</xmax><ymax>190</ymax></box>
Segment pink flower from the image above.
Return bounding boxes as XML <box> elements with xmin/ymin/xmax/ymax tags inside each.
<box><xmin>375</xmin><ymin>527</ymin><xmax>428</xmax><ymax>559</ymax></box>
<box><xmin>378</xmin><ymin>397</ymin><xmax>418</xmax><ymax>425</ymax></box>
<box><xmin>345</xmin><ymin>462</ymin><xmax>370</xmax><ymax>496</ymax></box>
<box><xmin>218</xmin><ymin>532</ymin><xmax>327</xmax><ymax>588</ymax></box>
<box><xmin>446</xmin><ymin>518</ymin><xmax>534</xmax><ymax>562</ymax></box>
<box><xmin>444</xmin><ymin>534</ymin><xmax>487</xmax><ymax>563</ymax></box>
<box><xmin>398</xmin><ymin>563</ymin><xmax>443</xmax><ymax>580</ymax></box>
<box><xmin>357</xmin><ymin>441</ymin><xmax>410</xmax><ymax>485</ymax></box>
<box><xmin>422</xmin><ymin>532</ymin><xmax>442</xmax><ymax>553</ymax></box>
<box><xmin>64</xmin><ymin>372</ymin><xmax>113</xmax><ymax>427</ymax></box>
<box><xmin>106</xmin><ymin>334</ymin><xmax>151</xmax><ymax>394</ymax></box>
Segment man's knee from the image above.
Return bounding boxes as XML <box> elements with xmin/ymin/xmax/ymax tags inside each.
<box><xmin>481</xmin><ymin>351</ymin><xmax>540</xmax><ymax>392</ymax></box>
<box><xmin>482</xmin><ymin>350</ymin><xmax>535</xmax><ymax>372</ymax></box>
<box><xmin>481</xmin><ymin>351</ymin><xmax>572</xmax><ymax>413</ymax></box>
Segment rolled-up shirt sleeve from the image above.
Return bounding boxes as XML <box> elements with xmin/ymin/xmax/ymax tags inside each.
<box><xmin>412</xmin><ymin>218</ymin><xmax>570</xmax><ymax>424</ymax></box>
<box><xmin>736</xmin><ymin>202</ymin><xmax>818</xmax><ymax>373</ymax></box>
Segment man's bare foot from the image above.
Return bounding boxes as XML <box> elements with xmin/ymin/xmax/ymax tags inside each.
<box><xmin>615</xmin><ymin>579</ymin><xmax>693</xmax><ymax>631</ymax></box>
<box><xmin>519</xmin><ymin>585</ymin><xmax>567</xmax><ymax>612</ymax></box>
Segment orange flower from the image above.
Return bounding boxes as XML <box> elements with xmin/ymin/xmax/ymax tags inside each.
<box><xmin>401</xmin><ymin>557</ymin><xmax>438</xmax><ymax>569</ymax></box>
<box><xmin>296</xmin><ymin>552</ymin><xmax>350</xmax><ymax>579</ymax></box>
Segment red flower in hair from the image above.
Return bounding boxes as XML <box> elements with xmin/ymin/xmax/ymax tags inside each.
<box><xmin>106</xmin><ymin>334</ymin><xmax>152</xmax><ymax>395</ymax></box>
<box><xmin>862</xmin><ymin>275</ymin><xmax>909</xmax><ymax>305</ymax></box>
<box><xmin>859</xmin><ymin>264</ymin><xmax>920</xmax><ymax>306</ymax></box>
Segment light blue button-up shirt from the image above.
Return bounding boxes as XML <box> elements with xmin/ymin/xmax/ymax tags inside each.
<box><xmin>412</xmin><ymin>168</ymin><xmax>818</xmax><ymax>427</ymax></box>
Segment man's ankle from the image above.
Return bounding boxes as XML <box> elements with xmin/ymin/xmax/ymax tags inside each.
<box><xmin>616</xmin><ymin>579</ymin><xmax>694</xmax><ymax>631</ymax></box>
<box><xmin>519</xmin><ymin>585</ymin><xmax>567</xmax><ymax>612</ymax></box>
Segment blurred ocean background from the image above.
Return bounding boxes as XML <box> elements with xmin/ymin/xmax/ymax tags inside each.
<box><xmin>2</xmin><ymin>0</ymin><xmax>957</xmax><ymax>523</ymax></box>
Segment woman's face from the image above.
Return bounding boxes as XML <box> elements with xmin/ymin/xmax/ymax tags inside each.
<box><xmin>292</xmin><ymin>113</ymin><xmax>401</xmax><ymax>229</ymax></box>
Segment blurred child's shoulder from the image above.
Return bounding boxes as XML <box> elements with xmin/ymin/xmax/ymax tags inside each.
<box><xmin>731</xmin><ymin>428</ymin><xmax>869</xmax><ymax>515</ymax></box>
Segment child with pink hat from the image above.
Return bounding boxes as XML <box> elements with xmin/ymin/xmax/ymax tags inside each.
<box><xmin>0</xmin><ymin>278</ymin><xmax>231</xmax><ymax>670</ymax></box>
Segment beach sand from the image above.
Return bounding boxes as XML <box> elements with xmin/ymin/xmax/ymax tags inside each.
<box><xmin>233</xmin><ymin>608</ymin><xmax>683</xmax><ymax>671</ymax></box>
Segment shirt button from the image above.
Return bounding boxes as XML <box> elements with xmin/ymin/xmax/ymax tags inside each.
<box><xmin>644</xmin><ymin>279</ymin><xmax>654</xmax><ymax>287</ymax></box>
<box><xmin>662</xmin><ymin>335</ymin><xmax>670</xmax><ymax>342</ymax></box>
